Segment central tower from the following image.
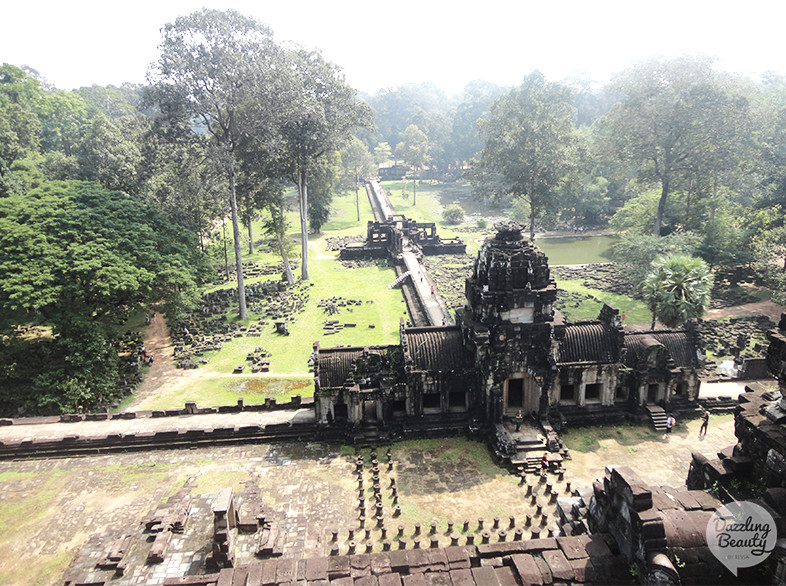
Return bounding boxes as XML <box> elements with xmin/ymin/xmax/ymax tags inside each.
<box><xmin>457</xmin><ymin>222</ymin><xmax>562</xmax><ymax>422</ymax></box>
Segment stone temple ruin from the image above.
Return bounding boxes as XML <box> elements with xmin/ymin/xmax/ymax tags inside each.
<box><xmin>339</xmin><ymin>215</ymin><xmax>465</xmax><ymax>261</ymax></box>
<box><xmin>315</xmin><ymin>223</ymin><xmax>704</xmax><ymax>445</ymax></box>
<box><xmin>7</xmin><ymin>200</ymin><xmax>786</xmax><ymax>583</ymax></box>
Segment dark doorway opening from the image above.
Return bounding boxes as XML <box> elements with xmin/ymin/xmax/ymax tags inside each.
<box><xmin>392</xmin><ymin>399</ymin><xmax>406</xmax><ymax>416</ymax></box>
<box><xmin>363</xmin><ymin>401</ymin><xmax>377</xmax><ymax>421</ymax></box>
<box><xmin>334</xmin><ymin>403</ymin><xmax>348</xmax><ymax>420</ymax></box>
<box><xmin>507</xmin><ymin>379</ymin><xmax>524</xmax><ymax>408</ymax></box>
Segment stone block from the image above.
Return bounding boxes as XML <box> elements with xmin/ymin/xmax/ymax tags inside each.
<box><xmin>377</xmin><ymin>573</ymin><xmax>403</xmax><ymax>586</ymax></box>
<box><xmin>447</xmin><ymin>569</ymin><xmax>473</xmax><ymax>586</ymax></box>
<box><xmin>542</xmin><ymin>549</ymin><xmax>573</xmax><ymax>581</ymax></box>
<box><xmin>511</xmin><ymin>554</ymin><xmax>542</xmax><ymax>585</ymax></box>
<box><xmin>494</xmin><ymin>566</ymin><xmax>518</xmax><ymax>586</ymax></box>
<box><xmin>328</xmin><ymin>554</ymin><xmax>351</xmax><ymax>579</ymax></box>
<box><xmin>470</xmin><ymin>566</ymin><xmax>500</xmax><ymax>585</ymax></box>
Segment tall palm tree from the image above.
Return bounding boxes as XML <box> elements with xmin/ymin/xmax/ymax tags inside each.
<box><xmin>642</xmin><ymin>254</ymin><xmax>713</xmax><ymax>329</ymax></box>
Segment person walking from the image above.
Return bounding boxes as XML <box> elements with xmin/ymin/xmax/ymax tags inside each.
<box><xmin>699</xmin><ymin>411</ymin><xmax>709</xmax><ymax>437</ymax></box>
<box><xmin>664</xmin><ymin>414</ymin><xmax>676</xmax><ymax>438</ymax></box>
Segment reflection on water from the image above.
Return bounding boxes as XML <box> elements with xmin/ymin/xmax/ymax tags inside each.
<box><xmin>534</xmin><ymin>235</ymin><xmax>616</xmax><ymax>266</ymax></box>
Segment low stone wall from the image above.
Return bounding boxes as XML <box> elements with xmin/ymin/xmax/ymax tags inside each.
<box><xmin>152</xmin><ymin>536</ymin><xmax>627</xmax><ymax>585</ymax></box>
<box><xmin>338</xmin><ymin>244</ymin><xmax>387</xmax><ymax>260</ymax></box>
<box><xmin>0</xmin><ymin>396</ymin><xmax>316</xmax><ymax>460</ymax></box>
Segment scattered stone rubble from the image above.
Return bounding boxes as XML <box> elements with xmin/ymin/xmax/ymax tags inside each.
<box><xmin>325</xmin><ymin>234</ymin><xmax>365</xmax><ymax>251</ymax></box>
<box><xmin>172</xmin><ymin>281</ymin><xmax>310</xmax><ymax>370</ymax></box>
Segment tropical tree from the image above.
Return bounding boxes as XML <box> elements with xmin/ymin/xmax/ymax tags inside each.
<box><xmin>149</xmin><ymin>8</ymin><xmax>277</xmax><ymax>318</ymax></box>
<box><xmin>641</xmin><ymin>254</ymin><xmax>712</xmax><ymax>329</ymax></box>
<box><xmin>340</xmin><ymin>137</ymin><xmax>376</xmax><ymax>221</ymax></box>
<box><xmin>274</xmin><ymin>48</ymin><xmax>372</xmax><ymax>280</ymax></box>
<box><xmin>446</xmin><ymin>80</ymin><xmax>504</xmax><ymax>168</ymax></box>
<box><xmin>373</xmin><ymin>142</ymin><xmax>392</xmax><ymax>165</ymax></box>
<box><xmin>601</xmin><ymin>56</ymin><xmax>748</xmax><ymax>236</ymax></box>
<box><xmin>0</xmin><ymin>180</ymin><xmax>203</xmax><ymax>413</ymax></box>
<box><xmin>467</xmin><ymin>71</ymin><xmax>577</xmax><ymax>240</ymax></box>
<box><xmin>395</xmin><ymin>124</ymin><xmax>429</xmax><ymax>205</ymax></box>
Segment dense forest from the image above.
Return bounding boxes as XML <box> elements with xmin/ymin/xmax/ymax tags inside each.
<box><xmin>1</xmin><ymin>8</ymin><xmax>785</xmax><ymax>415</ymax></box>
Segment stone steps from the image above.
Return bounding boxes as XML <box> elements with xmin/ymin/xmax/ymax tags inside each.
<box><xmin>388</xmin><ymin>271</ymin><xmax>412</xmax><ymax>289</ymax></box>
<box><xmin>646</xmin><ymin>404</ymin><xmax>668</xmax><ymax>431</ymax></box>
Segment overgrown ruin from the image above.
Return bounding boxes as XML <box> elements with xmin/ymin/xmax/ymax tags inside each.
<box><xmin>315</xmin><ymin>223</ymin><xmax>704</xmax><ymax>446</ymax></box>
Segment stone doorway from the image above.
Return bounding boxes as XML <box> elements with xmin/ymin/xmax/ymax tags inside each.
<box><xmin>504</xmin><ymin>375</ymin><xmax>539</xmax><ymax>414</ymax></box>
<box><xmin>363</xmin><ymin>400</ymin><xmax>378</xmax><ymax>422</ymax></box>
<box><xmin>647</xmin><ymin>383</ymin><xmax>661</xmax><ymax>403</ymax></box>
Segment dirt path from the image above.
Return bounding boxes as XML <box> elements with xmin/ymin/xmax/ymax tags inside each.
<box><xmin>123</xmin><ymin>312</ymin><xmax>178</xmax><ymax>411</ymax></box>
<box><xmin>706</xmin><ymin>300</ymin><xmax>784</xmax><ymax>321</ymax></box>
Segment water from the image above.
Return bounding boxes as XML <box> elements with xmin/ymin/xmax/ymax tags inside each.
<box><xmin>534</xmin><ymin>235</ymin><xmax>616</xmax><ymax>266</ymax></box>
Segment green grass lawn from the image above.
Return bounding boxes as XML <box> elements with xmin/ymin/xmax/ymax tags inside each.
<box><xmin>557</xmin><ymin>280</ymin><xmax>652</xmax><ymax>325</ymax></box>
<box><xmin>196</xmin><ymin>258</ymin><xmax>404</xmax><ymax>376</ymax></box>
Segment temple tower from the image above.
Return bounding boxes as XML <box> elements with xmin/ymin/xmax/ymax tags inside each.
<box><xmin>457</xmin><ymin>223</ymin><xmax>562</xmax><ymax>423</ymax></box>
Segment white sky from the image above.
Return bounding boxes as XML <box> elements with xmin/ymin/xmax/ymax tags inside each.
<box><xmin>2</xmin><ymin>0</ymin><xmax>786</xmax><ymax>96</ymax></box>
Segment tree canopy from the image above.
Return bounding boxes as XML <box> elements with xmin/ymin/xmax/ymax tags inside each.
<box><xmin>601</xmin><ymin>56</ymin><xmax>749</xmax><ymax>236</ymax></box>
<box><xmin>467</xmin><ymin>72</ymin><xmax>577</xmax><ymax>239</ymax></box>
<box><xmin>0</xmin><ymin>181</ymin><xmax>203</xmax><ymax>413</ymax></box>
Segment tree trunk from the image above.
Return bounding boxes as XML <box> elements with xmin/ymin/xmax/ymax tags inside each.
<box><xmin>298</xmin><ymin>168</ymin><xmax>310</xmax><ymax>280</ymax></box>
<box><xmin>229</xmin><ymin>170</ymin><xmax>248</xmax><ymax>319</ymax></box>
<box><xmin>413</xmin><ymin>176</ymin><xmax>417</xmax><ymax>206</ymax></box>
<box><xmin>222</xmin><ymin>217</ymin><xmax>229</xmax><ymax>280</ymax></box>
<box><xmin>654</xmin><ymin>176</ymin><xmax>670</xmax><ymax>236</ymax></box>
<box><xmin>355</xmin><ymin>173</ymin><xmax>360</xmax><ymax>222</ymax></box>
<box><xmin>247</xmin><ymin>218</ymin><xmax>254</xmax><ymax>255</ymax></box>
<box><xmin>529</xmin><ymin>204</ymin><xmax>536</xmax><ymax>241</ymax></box>
<box><xmin>651</xmin><ymin>313</ymin><xmax>657</xmax><ymax>330</ymax></box>
<box><xmin>277</xmin><ymin>228</ymin><xmax>296</xmax><ymax>286</ymax></box>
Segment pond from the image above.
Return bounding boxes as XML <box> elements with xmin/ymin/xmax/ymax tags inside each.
<box><xmin>534</xmin><ymin>235</ymin><xmax>617</xmax><ymax>265</ymax></box>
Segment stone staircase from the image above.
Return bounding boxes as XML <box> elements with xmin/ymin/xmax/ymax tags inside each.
<box><xmin>388</xmin><ymin>271</ymin><xmax>412</xmax><ymax>289</ymax></box>
<box><xmin>646</xmin><ymin>404</ymin><xmax>668</xmax><ymax>432</ymax></box>
<box><xmin>503</xmin><ymin>422</ymin><xmax>550</xmax><ymax>474</ymax></box>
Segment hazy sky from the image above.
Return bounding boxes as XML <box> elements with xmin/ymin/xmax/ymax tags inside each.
<box><xmin>3</xmin><ymin>0</ymin><xmax>785</xmax><ymax>96</ymax></box>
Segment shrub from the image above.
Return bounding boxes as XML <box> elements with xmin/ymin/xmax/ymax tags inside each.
<box><xmin>442</xmin><ymin>204</ymin><xmax>465</xmax><ymax>224</ymax></box>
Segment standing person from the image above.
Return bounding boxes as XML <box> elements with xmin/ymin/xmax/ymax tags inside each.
<box><xmin>540</xmin><ymin>453</ymin><xmax>549</xmax><ymax>476</ymax></box>
<box><xmin>699</xmin><ymin>411</ymin><xmax>709</xmax><ymax>437</ymax></box>
<box><xmin>515</xmin><ymin>409</ymin><xmax>524</xmax><ymax>432</ymax></box>
<box><xmin>665</xmin><ymin>414</ymin><xmax>676</xmax><ymax>437</ymax></box>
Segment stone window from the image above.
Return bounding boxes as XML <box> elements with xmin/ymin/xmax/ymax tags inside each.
<box><xmin>423</xmin><ymin>392</ymin><xmax>441</xmax><ymax>411</ymax></box>
<box><xmin>560</xmin><ymin>384</ymin><xmax>576</xmax><ymax>403</ymax></box>
<box><xmin>615</xmin><ymin>386</ymin><xmax>628</xmax><ymax>401</ymax></box>
<box><xmin>584</xmin><ymin>383</ymin><xmax>601</xmax><ymax>402</ymax></box>
<box><xmin>449</xmin><ymin>391</ymin><xmax>467</xmax><ymax>411</ymax></box>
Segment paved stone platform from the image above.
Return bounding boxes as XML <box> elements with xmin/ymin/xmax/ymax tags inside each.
<box><xmin>0</xmin><ymin>408</ymin><xmax>315</xmax><ymax>443</ymax></box>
